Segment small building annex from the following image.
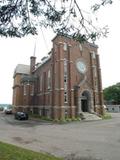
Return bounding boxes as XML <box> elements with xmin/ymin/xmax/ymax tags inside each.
<box><xmin>12</xmin><ymin>35</ymin><xmax>104</xmax><ymax>120</ymax></box>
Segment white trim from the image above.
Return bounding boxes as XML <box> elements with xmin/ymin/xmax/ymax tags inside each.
<box><xmin>63</xmin><ymin>43</ymin><xmax>67</xmax><ymax>51</ymax></box>
<box><xmin>55</xmin><ymin>88</ymin><xmax>64</xmax><ymax>91</ymax></box>
<box><xmin>58</xmin><ymin>41</ymin><xmax>64</xmax><ymax>44</ymax></box>
<box><xmin>76</xmin><ymin>58</ymin><xmax>87</xmax><ymax>74</ymax></box>
<box><xmin>37</xmin><ymin>92</ymin><xmax>51</xmax><ymax>96</ymax></box>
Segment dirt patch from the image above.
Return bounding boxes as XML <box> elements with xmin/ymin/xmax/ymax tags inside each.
<box><xmin>64</xmin><ymin>154</ymin><xmax>102</xmax><ymax>160</ymax></box>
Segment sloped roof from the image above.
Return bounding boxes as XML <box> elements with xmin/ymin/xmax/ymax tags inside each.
<box><xmin>14</xmin><ymin>64</ymin><xmax>30</xmax><ymax>76</ymax></box>
<box><xmin>21</xmin><ymin>75</ymin><xmax>37</xmax><ymax>83</ymax></box>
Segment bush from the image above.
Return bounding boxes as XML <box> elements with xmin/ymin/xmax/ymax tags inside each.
<box><xmin>59</xmin><ymin>118</ymin><xmax>66</xmax><ymax>124</ymax></box>
<box><xmin>102</xmin><ymin>113</ymin><xmax>112</xmax><ymax>120</ymax></box>
<box><xmin>0</xmin><ymin>107</ymin><xmax>3</xmax><ymax>111</ymax></box>
<box><xmin>71</xmin><ymin>118</ymin><xmax>78</xmax><ymax>121</ymax></box>
<box><xmin>30</xmin><ymin>114</ymin><xmax>53</xmax><ymax>121</ymax></box>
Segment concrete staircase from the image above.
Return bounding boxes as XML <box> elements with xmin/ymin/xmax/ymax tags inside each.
<box><xmin>80</xmin><ymin>112</ymin><xmax>102</xmax><ymax>121</ymax></box>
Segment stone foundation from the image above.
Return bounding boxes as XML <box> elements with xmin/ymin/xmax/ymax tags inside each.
<box><xmin>14</xmin><ymin>105</ymin><xmax>76</xmax><ymax>120</ymax></box>
<box><xmin>14</xmin><ymin>105</ymin><xmax>103</xmax><ymax>120</ymax></box>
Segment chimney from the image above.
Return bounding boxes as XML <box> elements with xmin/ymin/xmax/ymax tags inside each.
<box><xmin>30</xmin><ymin>56</ymin><xmax>36</xmax><ymax>74</ymax></box>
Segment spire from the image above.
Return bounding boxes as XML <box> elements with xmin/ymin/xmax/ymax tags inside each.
<box><xmin>30</xmin><ymin>56</ymin><xmax>36</xmax><ymax>74</ymax></box>
<box><xmin>30</xmin><ymin>37</ymin><xmax>37</xmax><ymax>74</ymax></box>
<box><xmin>33</xmin><ymin>38</ymin><xmax>37</xmax><ymax>57</ymax></box>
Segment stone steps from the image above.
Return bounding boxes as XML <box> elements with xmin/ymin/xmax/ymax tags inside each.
<box><xmin>80</xmin><ymin>112</ymin><xmax>102</xmax><ymax>121</ymax></box>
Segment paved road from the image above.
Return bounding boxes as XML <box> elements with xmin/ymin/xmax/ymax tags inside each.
<box><xmin>0</xmin><ymin>112</ymin><xmax>120</xmax><ymax>160</ymax></box>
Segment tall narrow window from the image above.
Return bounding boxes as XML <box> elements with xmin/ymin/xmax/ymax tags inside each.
<box><xmin>93</xmin><ymin>65</ymin><xmax>97</xmax><ymax>77</ymax></box>
<box><xmin>64</xmin><ymin>92</ymin><xmax>68</xmax><ymax>103</ymax></box>
<box><xmin>79</xmin><ymin>44</ymin><xmax>83</xmax><ymax>52</ymax></box>
<box><xmin>93</xmin><ymin>65</ymin><xmax>98</xmax><ymax>92</ymax></box>
<box><xmin>92</xmin><ymin>51</ymin><xmax>96</xmax><ymax>59</ymax></box>
<box><xmin>48</xmin><ymin>70</ymin><xmax>51</xmax><ymax>89</ymax></box>
<box><xmin>64</xmin><ymin>58</ymin><xmax>68</xmax><ymax>103</ymax></box>
<box><xmin>64</xmin><ymin>58</ymin><xmax>67</xmax><ymax>75</ymax></box>
<box><xmin>64</xmin><ymin>75</ymin><xmax>67</xmax><ymax>90</ymax></box>
<box><xmin>64</xmin><ymin>43</ymin><xmax>67</xmax><ymax>51</ymax></box>
<box><xmin>40</xmin><ymin>75</ymin><xmax>42</xmax><ymax>91</ymax></box>
<box><xmin>31</xmin><ymin>84</ymin><xmax>34</xmax><ymax>96</ymax></box>
<box><xmin>23</xmin><ymin>84</ymin><xmax>27</xmax><ymax>95</ymax></box>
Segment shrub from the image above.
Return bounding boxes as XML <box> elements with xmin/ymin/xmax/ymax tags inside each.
<box><xmin>102</xmin><ymin>113</ymin><xmax>112</xmax><ymax>120</ymax></box>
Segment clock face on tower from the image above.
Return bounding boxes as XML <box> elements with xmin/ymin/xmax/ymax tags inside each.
<box><xmin>76</xmin><ymin>60</ymin><xmax>87</xmax><ymax>74</ymax></box>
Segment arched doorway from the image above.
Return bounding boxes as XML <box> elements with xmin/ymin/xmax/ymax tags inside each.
<box><xmin>81</xmin><ymin>91</ymin><xmax>91</xmax><ymax>112</ymax></box>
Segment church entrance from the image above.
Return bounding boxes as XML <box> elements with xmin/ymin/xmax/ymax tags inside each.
<box><xmin>80</xmin><ymin>91</ymin><xmax>91</xmax><ymax>112</ymax></box>
<box><xmin>81</xmin><ymin>99</ymin><xmax>88</xmax><ymax>112</ymax></box>
<box><xmin>78</xmin><ymin>91</ymin><xmax>91</xmax><ymax>113</ymax></box>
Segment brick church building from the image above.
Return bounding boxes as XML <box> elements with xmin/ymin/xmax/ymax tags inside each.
<box><xmin>12</xmin><ymin>35</ymin><xmax>104</xmax><ymax>120</ymax></box>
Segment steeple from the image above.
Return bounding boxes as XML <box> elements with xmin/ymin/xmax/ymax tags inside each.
<box><xmin>30</xmin><ymin>40</ymin><xmax>37</xmax><ymax>74</ymax></box>
<box><xmin>30</xmin><ymin>56</ymin><xmax>36</xmax><ymax>74</ymax></box>
<box><xmin>33</xmin><ymin>40</ymin><xmax>36</xmax><ymax>57</ymax></box>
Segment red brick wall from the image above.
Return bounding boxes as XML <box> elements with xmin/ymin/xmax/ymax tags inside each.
<box><xmin>12</xmin><ymin>35</ymin><xmax>104</xmax><ymax>118</ymax></box>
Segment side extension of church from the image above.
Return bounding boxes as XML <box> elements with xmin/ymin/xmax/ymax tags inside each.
<box><xmin>12</xmin><ymin>35</ymin><xmax>104</xmax><ymax>120</ymax></box>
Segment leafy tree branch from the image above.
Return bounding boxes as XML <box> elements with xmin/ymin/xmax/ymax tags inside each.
<box><xmin>0</xmin><ymin>0</ymin><xmax>112</xmax><ymax>41</ymax></box>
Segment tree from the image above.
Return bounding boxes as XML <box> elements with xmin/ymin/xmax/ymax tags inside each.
<box><xmin>103</xmin><ymin>83</ymin><xmax>120</xmax><ymax>104</ymax></box>
<box><xmin>0</xmin><ymin>0</ymin><xmax>112</xmax><ymax>41</ymax></box>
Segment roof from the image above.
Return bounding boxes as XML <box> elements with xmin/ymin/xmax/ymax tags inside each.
<box><xmin>35</xmin><ymin>55</ymin><xmax>51</xmax><ymax>71</ymax></box>
<box><xmin>21</xmin><ymin>75</ymin><xmax>37</xmax><ymax>83</ymax></box>
<box><xmin>14</xmin><ymin>64</ymin><xmax>30</xmax><ymax>77</ymax></box>
<box><xmin>52</xmin><ymin>34</ymin><xmax>98</xmax><ymax>48</ymax></box>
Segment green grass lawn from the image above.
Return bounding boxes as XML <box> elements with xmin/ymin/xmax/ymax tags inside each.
<box><xmin>102</xmin><ymin>112</ymin><xmax>112</xmax><ymax>120</ymax></box>
<box><xmin>0</xmin><ymin>141</ymin><xmax>62</xmax><ymax>160</ymax></box>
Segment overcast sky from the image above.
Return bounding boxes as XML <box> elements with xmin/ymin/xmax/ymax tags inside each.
<box><xmin>0</xmin><ymin>0</ymin><xmax>120</xmax><ymax>104</ymax></box>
